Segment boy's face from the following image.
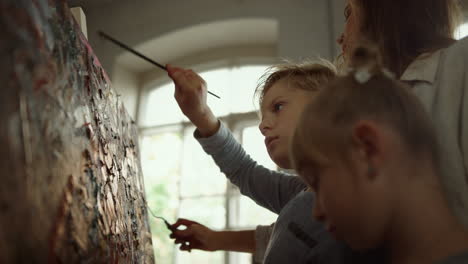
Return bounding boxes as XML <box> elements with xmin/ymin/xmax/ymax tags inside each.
<box><xmin>296</xmin><ymin>120</ymin><xmax>393</xmax><ymax>251</ymax></box>
<box><xmin>259</xmin><ymin>78</ymin><xmax>318</xmax><ymax>169</ymax></box>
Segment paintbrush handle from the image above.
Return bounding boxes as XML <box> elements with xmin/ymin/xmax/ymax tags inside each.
<box><xmin>98</xmin><ymin>31</ymin><xmax>221</xmax><ymax>99</ymax></box>
<box><xmin>164</xmin><ymin>220</ymin><xmax>174</xmax><ymax>231</ymax></box>
<box><xmin>208</xmin><ymin>91</ymin><xmax>220</xmax><ymax>99</ymax></box>
<box><xmin>98</xmin><ymin>31</ymin><xmax>166</xmax><ymax>70</ymax></box>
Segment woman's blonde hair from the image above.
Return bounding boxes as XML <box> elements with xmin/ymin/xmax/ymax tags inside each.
<box><xmin>350</xmin><ymin>0</ymin><xmax>462</xmax><ymax>77</ymax></box>
<box><xmin>255</xmin><ymin>60</ymin><xmax>337</xmax><ymax>107</ymax></box>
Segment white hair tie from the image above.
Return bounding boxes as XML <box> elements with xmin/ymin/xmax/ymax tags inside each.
<box><xmin>354</xmin><ymin>68</ymin><xmax>372</xmax><ymax>84</ymax></box>
<box><xmin>382</xmin><ymin>68</ymin><xmax>396</xmax><ymax>79</ymax></box>
<box><xmin>352</xmin><ymin>66</ymin><xmax>396</xmax><ymax>84</ymax></box>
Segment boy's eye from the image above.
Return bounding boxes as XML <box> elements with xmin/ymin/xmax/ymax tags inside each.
<box><xmin>273</xmin><ymin>102</ymin><xmax>284</xmax><ymax>112</ymax></box>
<box><xmin>344</xmin><ymin>5</ymin><xmax>351</xmax><ymax>21</ymax></box>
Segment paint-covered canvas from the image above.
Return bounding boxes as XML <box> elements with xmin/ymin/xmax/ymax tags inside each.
<box><xmin>0</xmin><ymin>0</ymin><xmax>154</xmax><ymax>263</ymax></box>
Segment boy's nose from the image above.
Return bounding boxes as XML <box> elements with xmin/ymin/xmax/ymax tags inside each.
<box><xmin>258</xmin><ymin>118</ymin><xmax>272</xmax><ymax>136</ymax></box>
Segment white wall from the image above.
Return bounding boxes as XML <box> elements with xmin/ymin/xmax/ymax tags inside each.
<box><xmin>112</xmin><ymin>65</ymin><xmax>140</xmax><ymax>119</ymax></box>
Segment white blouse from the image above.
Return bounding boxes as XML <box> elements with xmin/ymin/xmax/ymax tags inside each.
<box><xmin>401</xmin><ymin>36</ymin><xmax>468</xmax><ymax>227</ymax></box>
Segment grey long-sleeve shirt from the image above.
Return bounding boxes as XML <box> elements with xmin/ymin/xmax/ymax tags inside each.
<box><xmin>196</xmin><ymin>123</ymin><xmax>305</xmax><ymax>214</ymax></box>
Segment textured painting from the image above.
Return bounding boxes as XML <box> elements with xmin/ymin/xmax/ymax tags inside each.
<box><xmin>0</xmin><ymin>0</ymin><xmax>154</xmax><ymax>263</ymax></box>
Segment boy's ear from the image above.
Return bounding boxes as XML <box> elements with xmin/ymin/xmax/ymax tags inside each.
<box><xmin>351</xmin><ymin>120</ymin><xmax>383</xmax><ymax>167</ymax></box>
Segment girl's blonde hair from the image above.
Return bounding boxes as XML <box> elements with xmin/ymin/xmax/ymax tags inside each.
<box><xmin>350</xmin><ymin>0</ymin><xmax>462</xmax><ymax>77</ymax></box>
<box><xmin>255</xmin><ymin>60</ymin><xmax>337</xmax><ymax>107</ymax></box>
<box><xmin>291</xmin><ymin>45</ymin><xmax>440</xmax><ymax>173</ymax></box>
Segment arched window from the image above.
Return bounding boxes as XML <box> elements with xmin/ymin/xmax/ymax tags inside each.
<box><xmin>139</xmin><ymin>60</ymin><xmax>278</xmax><ymax>264</ymax></box>
<box><xmin>141</xmin><ymin>63</ymin><xmax>270</xmax><ymax>126</ymax></box>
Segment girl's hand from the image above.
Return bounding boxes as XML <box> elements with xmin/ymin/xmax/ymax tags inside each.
<box><xmin>166</xmin><ymin>65</ymin><xmax>220</xmax><ymax>137</ymax></box>
<box><xmin>169</xmin><ymin>218</ymin><xmax>220</xmax><ymax>252</ymax></box>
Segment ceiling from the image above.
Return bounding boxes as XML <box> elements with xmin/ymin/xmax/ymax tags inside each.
<box><xmin>69</xmin><ymin>0</ymin><xmax>467</xmax><ymax>16</ymax></box>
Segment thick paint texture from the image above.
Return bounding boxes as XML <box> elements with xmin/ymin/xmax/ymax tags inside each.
<box><xmin>0</xmin><ymin>0</ymin><xmax>154</xmax><ymax>263</ymax></box>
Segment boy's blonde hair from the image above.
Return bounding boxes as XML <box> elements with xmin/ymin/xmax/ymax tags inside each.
<box><xmin>291</xmin><ymin>45</ymin><xmax>440</xmax><ymax>173</ymax></box>
<box><xmin>255</xmin><ymin>60</ymin><xmax>337</xmax><ymax>107</ymax></box>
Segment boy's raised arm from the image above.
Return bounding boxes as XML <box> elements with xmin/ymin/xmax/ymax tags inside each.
<box><xmin>166</xmin><ymin>64</ymin><xmax>219</xmax><ymax>137</ymax></box>
<box><xmin>167</xmin><ymin>65</ymin><xmax>307</xmax><ymax>213</ymax></box>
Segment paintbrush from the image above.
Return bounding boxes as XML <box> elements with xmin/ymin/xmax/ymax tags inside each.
<box><xmin>142</xmin><ymin>197</ymin><xmax>174</xmax><ymax>231</ymax></box>
<box><xmin>143</xmin><ymin>197</ymin><xmax>196</xmax><ymax>251</ymax></box>
<box><xmin>98</xmin><ymin>31</ymin><xmax>220</xmax><ymax>99</ymax></box>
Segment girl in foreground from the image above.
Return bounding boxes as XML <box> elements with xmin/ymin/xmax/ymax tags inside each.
<box><xmin>291</xmin><ymin>46</ymin><xmax>468</xmax><ymax>264</ymax></box>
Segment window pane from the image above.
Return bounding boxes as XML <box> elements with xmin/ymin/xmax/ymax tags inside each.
<box><xmin>143</xmin><ymin>64</ymin><xmax>272</xmax><ymax>127</ymax></box>
<box><xmin>175</xmin><ymin>198</ymin><xmax>226</xmax><ymax>264</ymax></box>
<box><xmin>180</xmin><ymin>126</ymin><xmax>227</xmax><ymax>197</ymax></box>
<box><xmin>176</xmin><ymin>249</ymin><xmax>224</xmax><ymax>264</ymax></box>
<box><xmin>232</xmin><ymin>126</ymin><xmax>277</xmax><ymax>228</ymax></box>
<box><xmin>456</xmin><ymin>22</ymin><xmax>468</xmax><ymax>40</ymax></box>
<box><xmin>178</xmin><ymin>196</ymin><xmax>226</xmax><ymax>230</ymax></box>
<box><xmin>236</xmin><ymin>195</ymin><xmax>277</xmax><ymax>227</ymax></box>
<box><xmin>141</xmin><ymin>132</ymin><xmax>182</xmax><ymax>264</ymax></box>
<box><xmin>228</xmin><ymin>65</ymin><xmax>270</xmax><ymax>114</ymax></box>
<box><xmin>143</xmin><ymin>82</ymin><xmax>184</xmax><ymax>126</ymax></box>
<box><xmin>242</xmin><ymin>126</ymin><xmax>277</xmax><ymax>170</ymax></box>
<box><xmin>229</xmin><ymin>252</ymin><xmax>253</xmax><ymax>264</ymax></box>
<box><xmin>200</xmin><ymin>67</ymin><xmax>230</xmax><ymax>117</ymax></box>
